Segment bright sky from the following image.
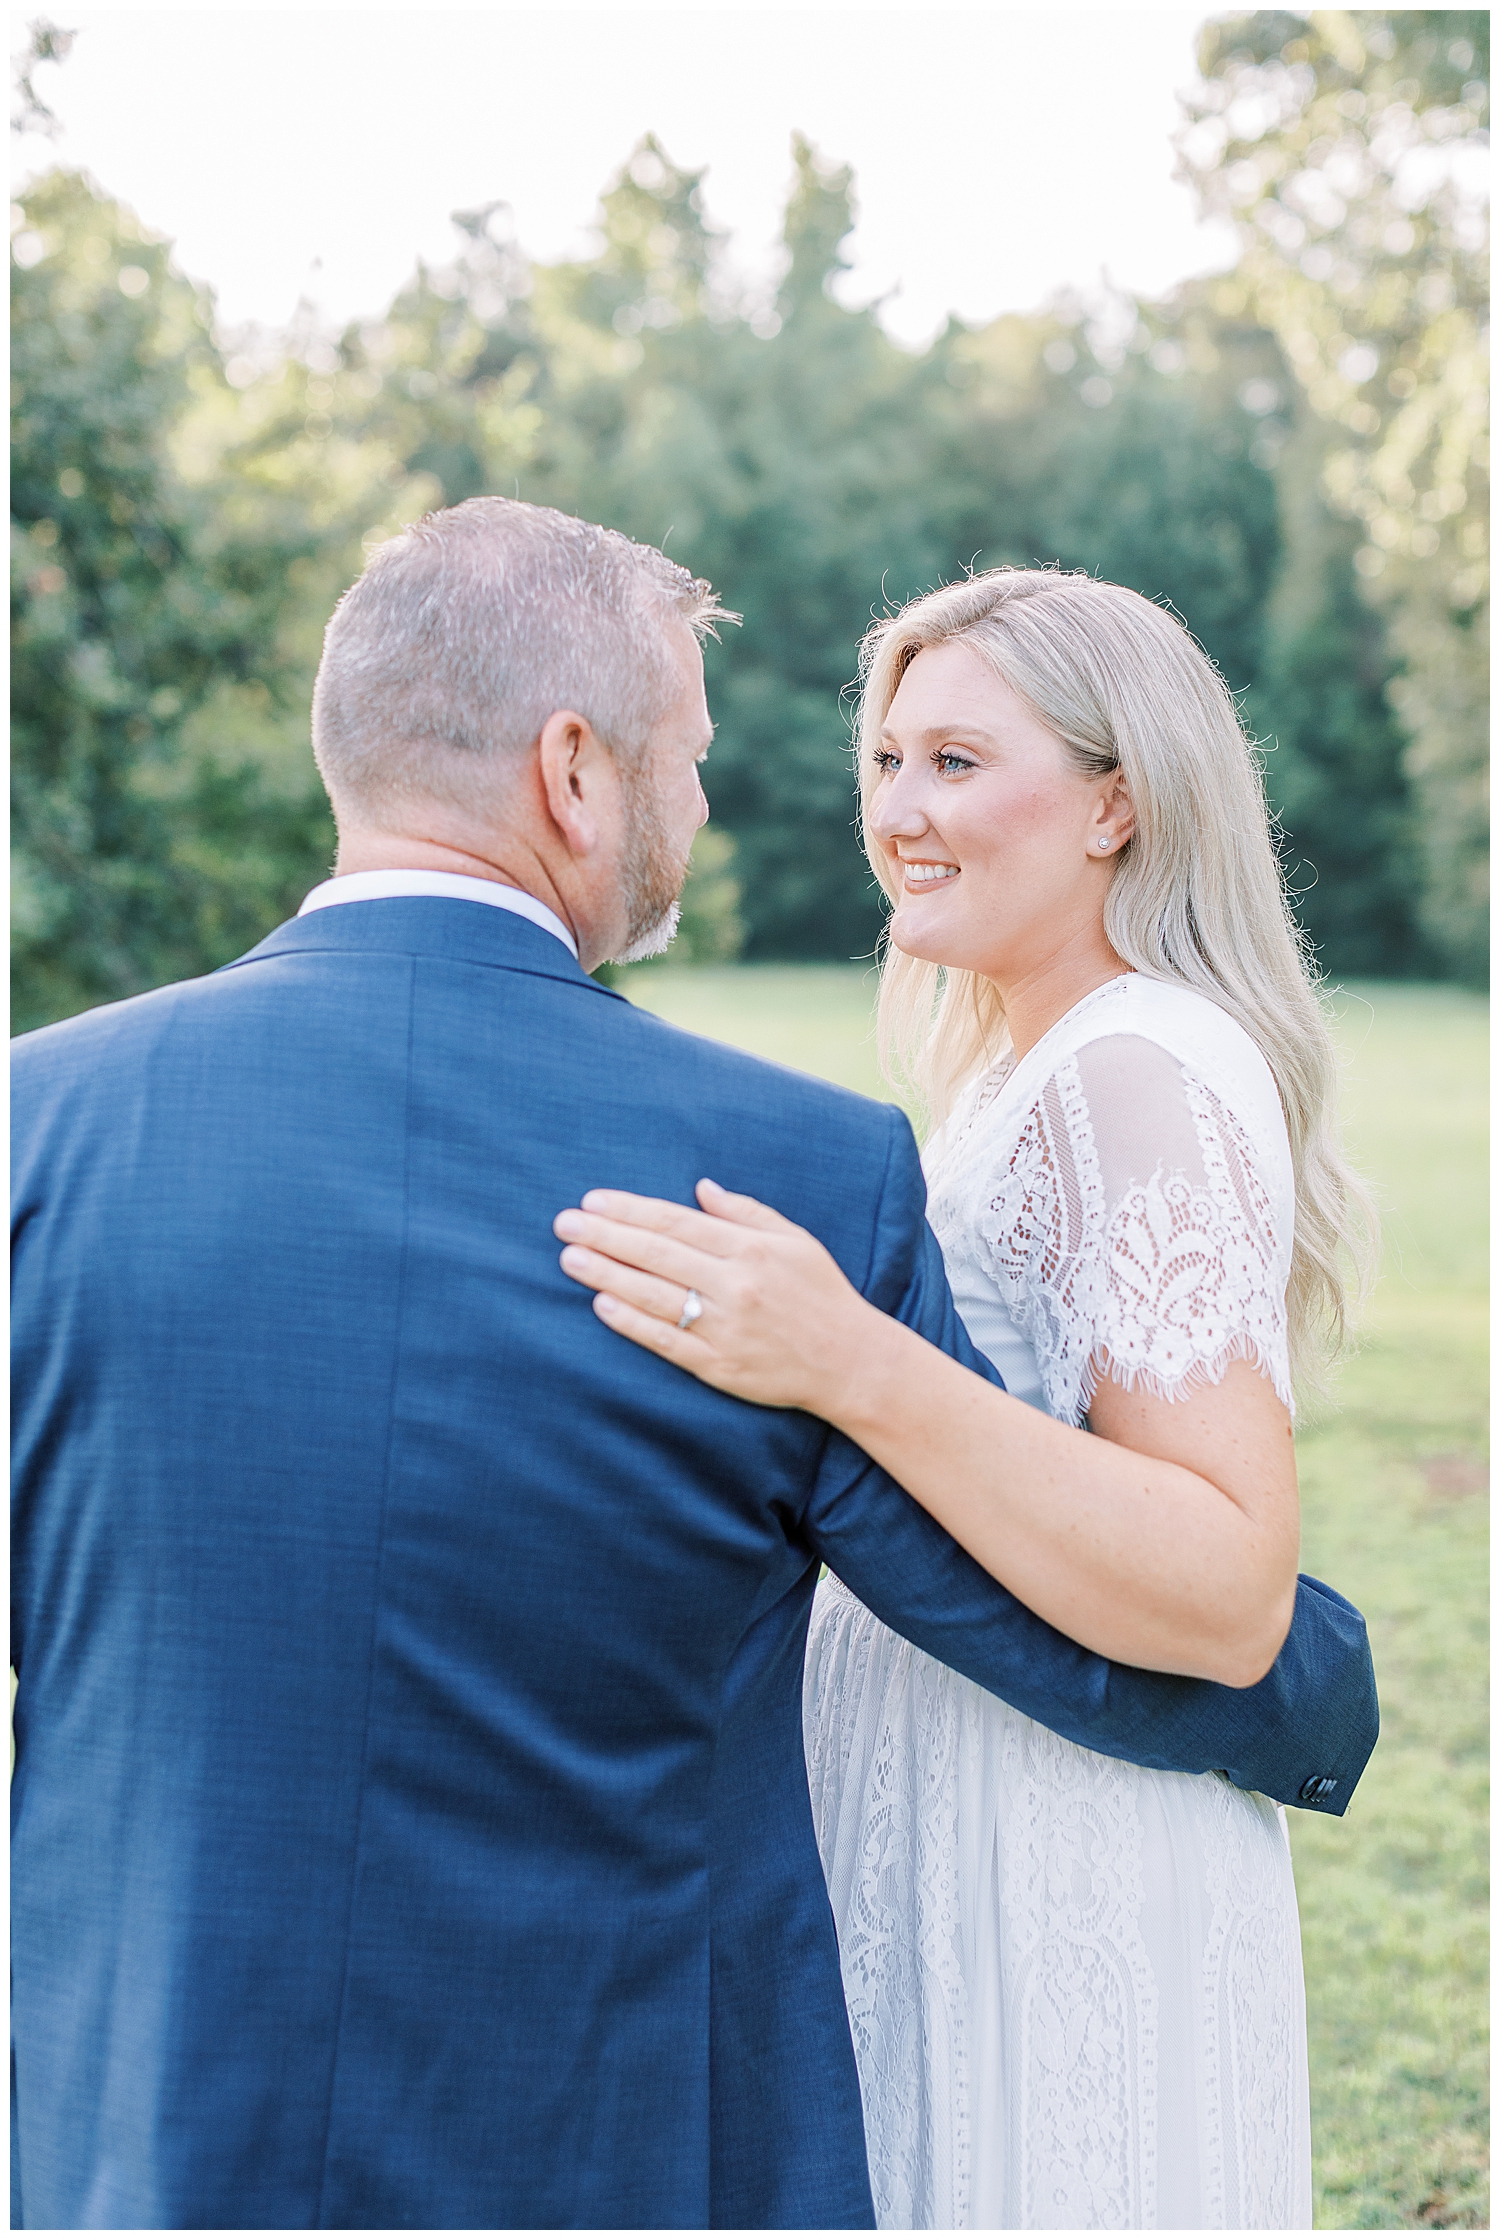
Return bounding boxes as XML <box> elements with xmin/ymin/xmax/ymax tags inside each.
<box><xmin>12</xmin><ymin>2</ymin><xmax>1239</xmax><ymax>347</ymax></box>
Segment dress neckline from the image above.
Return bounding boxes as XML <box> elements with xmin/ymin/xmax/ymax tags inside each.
<box><xmin>983</xmin><ymin>973</ymin><xmax>1137</xmax><ymax>1090</ymax></box>
<box><xmin>931</xmin><ymin>976</ymin><xmax>1142</xmax><ymax>1178</ymax></box>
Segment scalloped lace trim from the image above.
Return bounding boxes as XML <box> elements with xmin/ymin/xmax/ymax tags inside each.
<box><xmin>937</xmin><ymin>1055</ymin><xmax>1293</xmax><ymax>1427</ymax></box>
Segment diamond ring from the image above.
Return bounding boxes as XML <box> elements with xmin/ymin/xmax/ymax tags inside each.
<box><xmin>677</xmin><ymin>1288</ymin><xmax>704</xmax><ymax>1331</ymax></box>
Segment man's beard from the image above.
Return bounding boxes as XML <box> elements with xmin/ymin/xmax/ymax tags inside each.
<box><xmin>608</xmin><ymin>770</ymin><xmax>691</xmax><ymax>965</ymax></box>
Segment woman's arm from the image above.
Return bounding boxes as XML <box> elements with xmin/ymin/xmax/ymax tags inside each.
<box><xmin>554</xmin><ymin>1180</ymin><xmax>1299</xmax><ymax>1687</ymax></box>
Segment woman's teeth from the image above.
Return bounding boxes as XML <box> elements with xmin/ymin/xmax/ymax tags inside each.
<box><xmin>903</xmin><ymin>863</ymin><xmax>960</xmax><ymax>884</ymax></box>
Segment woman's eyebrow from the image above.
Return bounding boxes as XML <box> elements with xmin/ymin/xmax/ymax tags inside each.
<box><xmin>882</xmin><ymin>721</ymin><xmax>1000</xmax><ymax>748</ymax></box>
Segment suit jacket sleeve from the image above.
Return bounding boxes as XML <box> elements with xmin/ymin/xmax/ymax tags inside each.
<box><xmin>800</xmin><ymin>1106</ymin><xmax>1379</xmax><ymax>1818</ymax></box>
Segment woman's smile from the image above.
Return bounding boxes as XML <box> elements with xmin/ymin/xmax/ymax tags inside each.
<box><xmin>868</xmin><ymin>641</ymin><xmax>1137</xmax><ymax>1010</ymax></box>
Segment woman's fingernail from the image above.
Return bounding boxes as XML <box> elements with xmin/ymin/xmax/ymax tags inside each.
<box><xmin>555</xmin><ymin>1210</ymin><xmax>583</xmax><ymax>1238</ymax></box>
<box><xmin>594</xmin><ymin>1293</ymin><xmax>620</xmax><ymax>1318</ymax></box>
<box><xmin>559</xmin><ymin>1246</ymin><xmax>587</xmax><ymax>1273</ymax></box>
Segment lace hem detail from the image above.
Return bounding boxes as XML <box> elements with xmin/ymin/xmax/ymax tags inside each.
<box><xmin>1080</xmin><ymin>1331</ymin><xmax>1292</xmax><ymax>1417</ymax></box>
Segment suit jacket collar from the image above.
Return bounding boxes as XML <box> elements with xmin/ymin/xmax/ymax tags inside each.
<box><xmin>221</xmin><ymin>896</ymin><xmax>626</xmax><ymax>1000</ymax></box>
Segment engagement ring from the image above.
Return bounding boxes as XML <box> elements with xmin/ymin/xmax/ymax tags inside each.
<box><xmin>677</xmin><ymin>1289</ymin><xmax>704</xmax><ymax>1331</ymax></box>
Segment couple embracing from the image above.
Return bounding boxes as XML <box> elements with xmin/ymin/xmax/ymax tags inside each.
<box><xmin>12</xmin><ymin>499</ymin><xmax>1378</xmax><ymax>2230</ymax></box>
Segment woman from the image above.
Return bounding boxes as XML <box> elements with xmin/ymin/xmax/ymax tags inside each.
<box><xmin>553</xmin><ymin>569</ymin><xmax>1373</xmax><ymax>2228</ymax></box>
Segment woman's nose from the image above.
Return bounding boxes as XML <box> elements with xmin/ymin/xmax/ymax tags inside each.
<box><xmin>869</xmin><ymin>770</ymin><xmax>929</xmax><ymax>842</ymax></box>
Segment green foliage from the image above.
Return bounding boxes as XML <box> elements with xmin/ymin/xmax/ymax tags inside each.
<box><xmin>932</xmin><ymin>298</ymin><xmax>1284</xmax><ymax>681</ymax></box>
<box><xmin>618</xmin><ymin>964</ymin><xmax>1490</xmax><ymax>2232</ymax></box>
<box><xmin>778</xmin><ymin>134</ymin><xmax>857</xmax><ymax>316</ymax></box>
<box><xmin>1251</xmin><ymin>414</ymin><xmax>1424</xmax><ymax>973</ymax></box>
<box><xmin>1180</xmin><ymin>10</ymin><xmax>1489</xmax><ymax>983</ymax></box>
<box><xmin>672</xmin><ymin>827</ymin><xmax>744</xmax><ymax>966</ymax></box>
<box><xmin>11</xmin><ymin>79</ymin><xmax>1488</xmax><ymax>1022</ymax></box>
<box><xmin>10</xmin><ymin>173</ymin><xmax>340</xmax><ymax>1032</ymax></box>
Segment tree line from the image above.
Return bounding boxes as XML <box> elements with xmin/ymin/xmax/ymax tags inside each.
<box><xmin>11</xmin><ymin>10</ymin><xmax>1487</xmax><ymax>1034</ymax></box>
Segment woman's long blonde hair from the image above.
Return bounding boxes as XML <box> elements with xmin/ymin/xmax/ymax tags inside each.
<box><xmin>857</xmin><ymin>566</ymin><xmax>1375</xmax><ymax>1390</ymax></box>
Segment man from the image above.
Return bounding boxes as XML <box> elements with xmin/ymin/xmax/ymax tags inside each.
<box><xmin>12</xmin><ymin>499</ymin><xmax>1377</xmax><ymax>2229</ymax></box>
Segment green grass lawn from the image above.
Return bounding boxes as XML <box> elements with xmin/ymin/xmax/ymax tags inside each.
<box><xmin>618</xmin><ymin>964</ymin><xmax>1489</xmax><ymax>2230</ymax></box>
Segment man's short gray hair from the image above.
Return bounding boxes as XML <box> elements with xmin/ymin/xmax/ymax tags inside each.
<box><xmin>311</xmin><ymin>497</ymin><xmax>729</xmax><ymax>817</ymax></box>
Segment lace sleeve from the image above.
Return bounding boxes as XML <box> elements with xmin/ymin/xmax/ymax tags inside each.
<box><xmin>975</xmin><ymin>1033</ymin><xmax>1294</xmax><ymax>1425</ymax></box>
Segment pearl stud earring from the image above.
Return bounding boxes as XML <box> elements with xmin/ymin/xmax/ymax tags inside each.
<box><xmin>1096</xmin><ymin>837</ymin><xmax>1110</xmax><ymax>850</ymax></box>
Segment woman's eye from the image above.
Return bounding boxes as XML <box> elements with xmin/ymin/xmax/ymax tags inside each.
<box><xmin>872</xmin><ymin>749</ymin><xmax>901</xmax><ymax>773</ymax></box>
<box><xmin>935</xmin><ymin>751</ymin><xmax>975</xmax><ymax>775</ymax></box>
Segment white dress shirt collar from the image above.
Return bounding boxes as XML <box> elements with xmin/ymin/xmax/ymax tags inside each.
<box><xmin>298</xmin><ymin>870</ymin><xmax>578</xmax><ymax>958</ymax></box>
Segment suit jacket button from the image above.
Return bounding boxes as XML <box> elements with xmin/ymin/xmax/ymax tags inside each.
<box><xmin>1300</xmin><ymin>1774</ymin><xmax>1338</xmax><ymax>1802</ymax></box>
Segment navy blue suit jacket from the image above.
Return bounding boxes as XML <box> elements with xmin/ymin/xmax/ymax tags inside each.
<box><xmin>11</xmin><ymin>901</ymin><xmax>1378</xmax><ymax>2230</ymax></box>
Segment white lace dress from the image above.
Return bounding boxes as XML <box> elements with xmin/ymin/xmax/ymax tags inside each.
<box><xmin>804</xmin><ymin>975</ymin><xmax>1312</xmax><ymax>2230</ymax></box>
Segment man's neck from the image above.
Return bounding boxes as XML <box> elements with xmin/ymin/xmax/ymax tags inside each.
<box><xmin>333</xmin><ymin>836</ymin><xmax>577</xmax><ymax>936</ymax></box>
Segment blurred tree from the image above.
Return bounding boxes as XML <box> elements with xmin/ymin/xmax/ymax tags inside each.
<box><xmin>778</xmin><ymin>132</ymin><xmax>857</xmax><ymax>316</ymax></box>
<box><xmin>931</xmin><ymin>291</ymin><xmax>1283</xmax><ymax>688</ymax></box>
<box><xmin>1125</xmin><ymin>279</ymin><xmax>1422</xmax><ymax>974</ymax></box>
<box><xmin>1251</xmin><ymin>409</ymin><xmax>1422</xmax><ymax>971</ymax></box>
<box><xmin>1180</xmin><ymin>8</ymin><xmax>1489</xmax><ymax>982</ymax></box>
<box><xmin>652</xmin><ymin>828</ymin><xmax>744</xmax><ymax>969</ymax></box>
<box><xmin>14</xmin><ymin>102</ymin><xmax>1471</xmax><ymax>1025</ymax></box>
<box><xmin>574</xmin><ymin>131</ymin><xmax>719</xmax><ymax>332</ymax></box>
<box><xmin>342</xmin><ymin>199</ymin><xmax>542</xmax><ymax>510</ymax></box>
<box><xmin>10</xmin><ymin>172</ymin><xmax>344</xmax><ymax>1031</ymax></box>
<box><xmin>11</xmin><ymin>16</ymin><xmax>75</xmax><ymax>138</ymax></box>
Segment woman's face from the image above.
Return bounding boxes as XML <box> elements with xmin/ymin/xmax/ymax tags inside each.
<box><xmin>867</xmin><ymin>639</ymin><xmax>1132</xmax><ymax>987</ymax></box>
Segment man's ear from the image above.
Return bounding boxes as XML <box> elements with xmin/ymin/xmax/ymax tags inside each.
<box><xmin>536</xmin><ymin>709</ymin><xmax>615</xmax><ymax>862</ymax></box>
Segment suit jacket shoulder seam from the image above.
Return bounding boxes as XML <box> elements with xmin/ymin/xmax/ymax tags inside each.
<box><xmin>216</xmin><ymin>943</ymin><xmax>626</xmax><ymax>1002</ymax></box>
